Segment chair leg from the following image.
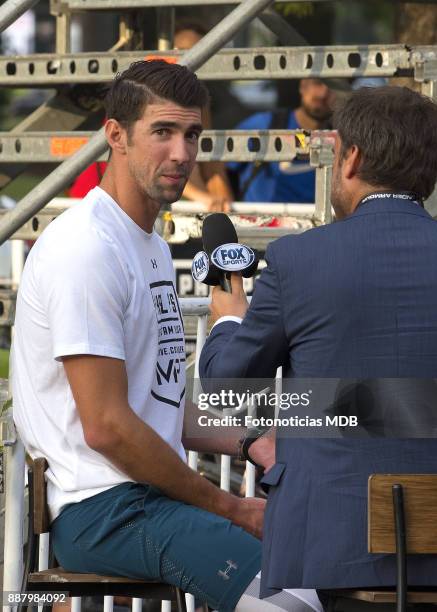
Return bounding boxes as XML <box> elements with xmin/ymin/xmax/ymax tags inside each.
<box><xmin>392</xmin><ymin>484</ymin><xmax>407</xmax><ymax>612</ymax></box>
<box><xmin>19</xmin><ymin>471</ymin><xmax>37</xmax><ymax>612</ymax></box>
<box><xmin>175</xmin><ymin>587</ymin><xmax>188</xmax><ymax>612</ymax></box>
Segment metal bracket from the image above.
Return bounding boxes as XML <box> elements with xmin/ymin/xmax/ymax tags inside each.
<box><xmin>413</xmin><ymin>52</ymin><xmax>437</xmax><ymax>83</ymax></box>
<box><xmin>50</xmin><ymin>0</ymin><xmax>72</xmax><ymax>54</ymax></box>
<box><xmin>310</xmin><ymin>131</ymin><xmax>335</xmax><ymax>168</ymax></box>
<box><xmin>313</xmin><ymin>166</ymin><xmax>333</xmax><ymax>226</ymax></box>
<box><xmin>0</xmin><ymin>408</ymin><xmax>17</xmax><ymax>447</ymax></box>
<box><xmin>161</xmin><ymin>212</ymin><xmax>203</xmax><ymax>244</ymax></box>
<box><xmin>0</xmin><ymin>289</ymin><xmax>16</xmax><ymax>325</ymax></box>
<box><xmin>50</xmin><ymin>0</ymin><xmax>70</xmax><ymax>17</ymax></box>
<box><xmin>157</xmin><ymin>7</ymin><xmax>175</xmax><ymax>51</ymax></box>
<box><xmin>421</xmin><ymin>80</ymin><xmax>437</xmax><ymax>101</ymax></box>
<box><xmin>309</xmin><ymin>116</ymin><xmax>335</xmax><ymax>228</ymax></box>
<box><xmin>110</xmin><ymin>14</ymin><xmax>142</xmax><ymax>52</ymax></box>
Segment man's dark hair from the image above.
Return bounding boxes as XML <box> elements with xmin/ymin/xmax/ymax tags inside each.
<box><xmin>105</xmin><ymin>59</ymin><xmax>209</xmax><ymax>133</ymax></box>
<box><xmin>334</xmin><ymin>86</ymin><xmax>437</xmax><ymax>201</ymax></box>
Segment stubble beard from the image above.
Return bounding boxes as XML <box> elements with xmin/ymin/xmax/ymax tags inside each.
<box><xmin>330</xmin><ymin>169</ymin><xmax>341</xmax><ymax>211</ymax></box>
<box><xmin>128</xmin><ymin>160</ymin><xmax>186</xmax><ymax>207</ymax></box>
<box><xmin>330</xmin><ymin>164</ymin><xmax>351</xmax><ymax>219</ymax></box>
<box><xmin>302</xmin><ymin>102</ymin><xmax>332</xmax><ymax>124</ymax></box>
<box><xmin>148</xmin><ymin>179</ymin><xmax>186</xmax><ymax>207</ymax></box>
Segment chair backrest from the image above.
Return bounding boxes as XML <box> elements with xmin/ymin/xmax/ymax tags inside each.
<box><xmin>31</xmin><ymin>457</ymin><xmax>49</xmax><ymax>535</ymax></box>
<box><xmin>368</xmin><ymin>474</ymin><xmax>437</xmax><ymax>554</ymax></box>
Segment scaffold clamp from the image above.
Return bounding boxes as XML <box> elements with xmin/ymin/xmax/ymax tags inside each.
<box><xmin>414</xmin><ymin>53</ymin><xmax>437</xmax><ymax>83</ymax></box>
<box><xmin>0</xmin><ymin>407</ymin><xmax>17</xmax><ymax>447</ymax></box>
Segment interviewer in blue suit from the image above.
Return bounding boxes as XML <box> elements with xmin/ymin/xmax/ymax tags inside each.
<box><xmin>200</xmin><ymin>86</ymin><xmax>437</xmax><ymax>595</ymax></box>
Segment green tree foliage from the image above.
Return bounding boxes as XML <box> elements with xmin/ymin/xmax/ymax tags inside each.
<box><xmin>274</xmin><ymin>2</ymin><xmax>315</xmax><ymax>18</ymax></box>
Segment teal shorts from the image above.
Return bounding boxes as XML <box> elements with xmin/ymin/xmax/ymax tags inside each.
<box><xmin>51</xmin><ymin>482</ymin><xmax>261</xmax><ymax>611</ymax></box>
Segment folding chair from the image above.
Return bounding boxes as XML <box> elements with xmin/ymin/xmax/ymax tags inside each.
<box><xmin>325</xmin><ymin>474</ymin><xmax>437</xmax><ymax>612</ymax></box>
<box><xmin>20</xmin><ymin>458</ymin><xmax>188</xmax><ymax>611</ymax></box>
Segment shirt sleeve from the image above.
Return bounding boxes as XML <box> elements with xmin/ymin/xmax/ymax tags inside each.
<box><xmin>36</xmin><ymin>229</ymin><xmax>129</xmax><ymax>362</ymax></box>
<box><xmin>211</xmin><ymin>315</ymin><xmax>243</xmax><ymax>330</ymax></box>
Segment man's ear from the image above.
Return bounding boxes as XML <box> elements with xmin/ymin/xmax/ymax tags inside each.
<box><xmin>105</xmin><ymin>119</ymin><xmax>128</xmax><ymax>155</ymax></box>
<box><xmin>342</xmin><ymin>145</ymin><xmax>361</xmax><ymax>180</ymax></box>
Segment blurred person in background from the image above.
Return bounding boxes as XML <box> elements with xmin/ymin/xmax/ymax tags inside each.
<box><xmin>228</xmin><ymin>78</ymin><xmax>336</xmax><ymax>206</ymax></box>
<box><xmin>173</xmin><ymin>20</ymin><xmax>234</xmax><ymax>213</ymax></box>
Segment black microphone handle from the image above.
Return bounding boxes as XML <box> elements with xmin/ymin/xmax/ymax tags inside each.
<box><xmin>219</xmin><ymin>272</ymin><xmax>232</xmax><ymax>293</ymax></box>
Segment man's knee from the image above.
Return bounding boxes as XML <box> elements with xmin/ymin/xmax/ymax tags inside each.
<box><xmin>234</xmin><ymin>574</ymin><xmax>322</xmax><ymax>612</ymax></box>
<box><xmin>235</xmin><ymin>592</ymin><xmax>321</xmax><ymax>612</ymax></box>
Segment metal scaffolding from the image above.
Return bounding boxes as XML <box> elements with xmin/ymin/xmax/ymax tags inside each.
<box><xmin>0</xmin><ymin>129</ymin><xmax>331</xmax><ymax>162</ymax></box>
<box><xmin>0</xmin><ymin>0</ymin><xmax>277</xmax><ymax>244</ymax></box>
<box><xmin>0</xmin><ymin>45</ymin><xmax>435</xmax><ymax>86</ymax></box>
<box><xmin>56</xmin><ymin>0</ymin><xmax>328</xmax><ymax>7</ymax></box>
<box><xmin>0</xmin><ymin>0</ymin><xmax>39</xmax><ymax>32</ymax></box>
<box><xmin>0</xmin><ymin>0</ymin><xmax>435</xmax><ymax>303</ymax></box>
<box><xmin>1</xmin><ymin>0</ymin><xmax>437</xmax><ymax>607</ymax></box>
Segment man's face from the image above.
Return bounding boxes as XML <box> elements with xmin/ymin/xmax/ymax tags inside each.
<box><xmin>299</xmin><ymin>79</ymin><xmax>334</xmax><ymax>121</ymax></box>
<box><xmin>174</xmin><ymin>28</ymin><xmax>202</xmax><ymax>50</ymax></box>
<box><xmin>125</xmin><ymin>100</ymin><xmax>202</xmax><ymax>206</ymax></box>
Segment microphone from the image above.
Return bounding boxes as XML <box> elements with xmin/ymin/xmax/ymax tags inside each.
<box><xmin>191</xmin><ymin>213</ymin><xmax>259</xmax><ymax>292</ymax></box>
<box><xmin>191</xmin><ymin>250</ymin><xmax>221</xmax><ymax>287</ymax></box>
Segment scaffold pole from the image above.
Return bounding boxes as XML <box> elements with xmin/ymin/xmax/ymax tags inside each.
<box><xmin>0</xmin><ymin>0</ymin><xmax>274</xmax><ymax>246</ymax></box>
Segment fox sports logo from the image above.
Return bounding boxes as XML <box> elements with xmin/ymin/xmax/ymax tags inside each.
<box><xmin>212</xmin><ymin>243</ymin><xmax>255</xmax><ymax>272</ymax></box>
<box><xmin>191</xmin><ymin>251</ymin><xmax>209</xmax><ymax>282</ymax></box>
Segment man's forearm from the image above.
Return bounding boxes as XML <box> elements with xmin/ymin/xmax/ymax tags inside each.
<box><xmin>182</xmin><ymin>400</ymin><xmax>276</xmax><ymax>471</ymax></box>
<box><xmin>182</xmin><ymin>398</ymin><xmax>245</xmax><ymax>456</ymax></box>
<box><xmin>64</xmin><ymin>353</ymin><xmax>265</xmax><ymax>539</ymax></box>
<box><xmin>182</xmin><ymin>432</ymin><xmax>244</xmax><ymax>456</ymax></box>
<box><xmin>92</xmin><ymin>405</ymin><xmax>239</xmax><ymax>520</ymax></box>
<box><xmin>203</xmin><ymin>162</ymin><xmax>234</xmax><ymax>200</ymax></box>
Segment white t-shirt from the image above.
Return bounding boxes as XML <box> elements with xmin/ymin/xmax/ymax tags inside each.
<box><xmin>12</xmin><ymin>187</ymin><xmax>186</xmax><ymax>520</ymax></box>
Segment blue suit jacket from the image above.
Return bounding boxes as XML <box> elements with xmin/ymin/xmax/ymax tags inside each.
<box><xmin>200</xmin><ymin>196</ymin><xmax>437</xmax><ymax>593</ymax></box>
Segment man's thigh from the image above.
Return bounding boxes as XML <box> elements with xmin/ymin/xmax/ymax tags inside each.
<box><xmin>51</xmin><ymin>482</ymin><xmax>261</xmax><ymax>611</ymax></box>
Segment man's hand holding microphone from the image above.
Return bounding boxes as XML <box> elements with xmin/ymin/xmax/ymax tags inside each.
<box><xmin>210</xmin><ymin>273</ymin><xmax>249</xmax><ymax>323</ymax></box>
<box><xmin>192</xmin><ymin>213</ymin><xmax>276</xmax><ymax>534</ymax></box>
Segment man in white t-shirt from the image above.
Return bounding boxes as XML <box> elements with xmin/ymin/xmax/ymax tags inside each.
<box><xmin>12</xmin><ymin>60</ymin><xmax>321</xmax><ymax>612</ymax></box>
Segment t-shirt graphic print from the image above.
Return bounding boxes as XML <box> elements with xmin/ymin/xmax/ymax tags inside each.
<box><xmin>150</xmin><ymin>279</ymin><xmax>186</xmax><ymax>409</ymax></box>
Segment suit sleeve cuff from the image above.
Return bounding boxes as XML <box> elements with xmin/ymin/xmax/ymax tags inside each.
<box><xmin>211</xmin><ymin>316</ymin><xmax>243</xmax><ymax>331</ymax></box>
